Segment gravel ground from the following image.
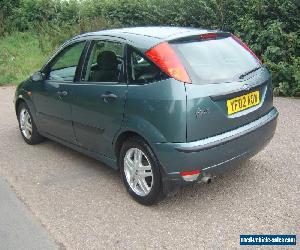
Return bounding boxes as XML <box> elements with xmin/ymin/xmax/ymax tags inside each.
<box><xmin>0</xmin><ymin>86</ymin><xmax>299</xmax><ymax>249</ymax></box>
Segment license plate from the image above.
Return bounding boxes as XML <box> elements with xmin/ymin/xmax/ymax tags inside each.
<box><xmin>227</xmin><ymin>90</ymin><xmax>260</xmax><ymax>115</ymax></box>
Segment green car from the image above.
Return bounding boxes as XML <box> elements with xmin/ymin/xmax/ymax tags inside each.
<box><xmin>15</xmin><ymin>27</ymin><xmax>278</xmax><ymax>205</ymax></box>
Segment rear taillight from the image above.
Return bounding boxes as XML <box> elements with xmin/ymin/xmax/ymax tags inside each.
<box><xmin>145</xmin><ymin>42</ymin><xmax>191</xmax><ymax>83</ymax></box>
<box><xmin>232</xmin><ymin>35</ymin><xmax>261</xmax><ymax>63</ymax></box>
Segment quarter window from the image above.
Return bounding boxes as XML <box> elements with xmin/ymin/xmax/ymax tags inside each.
<box><xmin>128</xmin><ymin>49</ymin><xmax>168</xmax><ymax>84</ymax></box>
<box><xmin>47</xmin><ymin>41</ymin><xmax>85</xmax><ymax>81</ymax></box>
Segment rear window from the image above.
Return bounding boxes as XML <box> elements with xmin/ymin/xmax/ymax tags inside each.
<box><xmin>171</xmin><ymin>37</ymin><xmax>260</xmax><ymax>84</ymax></box>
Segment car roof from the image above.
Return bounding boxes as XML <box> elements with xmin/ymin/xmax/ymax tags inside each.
<box><xmin>88</xmin><ymin>26</ymin><xmax>210</xmax><ymax>39</ymax></box>
<box><xmin>71</xmin><ymin>26</ymin><xmax>216</xmax><ymax>52</ymax></box>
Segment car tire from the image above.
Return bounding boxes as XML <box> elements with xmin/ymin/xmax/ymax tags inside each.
<box><xmin>17</xmin><ymin>102</ymin><xmax>44</xmax><ymax>145</ymax></box>
<box><xmin>120</xmin><ymin>136</ymin><xmax>162</xmax><ymax>205</ymax></box>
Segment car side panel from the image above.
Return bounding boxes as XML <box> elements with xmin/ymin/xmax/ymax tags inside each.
<box><xmin>70</xmin><ymin>83</ymin><xmax>127</xmax><ymax>159</ymax></box>
<box><xmin>123</xmin><ymin>79</ymin><xmax>186</xmax><ymax>144</ymax></box>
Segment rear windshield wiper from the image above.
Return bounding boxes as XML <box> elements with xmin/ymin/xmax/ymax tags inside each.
<box><xmin>239</xmin><ymin>66</ymin><xmax>262</xmax><ymax>79</ymax></box>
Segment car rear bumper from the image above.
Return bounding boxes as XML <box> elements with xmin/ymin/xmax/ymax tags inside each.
<box><xmin>152</xmin><ymin>107</ymin><xmax>278</xmax><ymax>194</ymax></box>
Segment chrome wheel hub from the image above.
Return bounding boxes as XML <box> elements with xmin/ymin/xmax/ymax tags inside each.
<box><xmin>124</xmin><ymin>148</ymin><xmax>153</xmax><ymax>196</ymax></box>
<box><xmin>19</xmin><ymin>108</ymin><xmax>32</xmax><ymax>139</ymax></box>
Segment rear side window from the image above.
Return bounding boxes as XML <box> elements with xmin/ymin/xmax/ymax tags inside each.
<box><xmin>128</xmin><ymin>48</ymin><xmax>168</xmax><ymax>84</ymax></box>
<box><xmin>172</xmin><ymin>37</ymin><xmax>260</xmax><ymax>84</ymax></box>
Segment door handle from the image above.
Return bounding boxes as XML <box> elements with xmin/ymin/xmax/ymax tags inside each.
<box><xmin>101</xmin><ymin>92</ymin><xmax>118</xmax><ymax>103</ymax></box>
<box><xmin>57</xmin><ymin>90</ymin><xmax>68</xmax><ymax>97</ymax></box>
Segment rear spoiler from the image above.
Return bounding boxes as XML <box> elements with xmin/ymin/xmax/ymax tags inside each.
<box><xmin>167</xmin><ymin>31</ymin><xmax>231</xmax><ymax>44</ymax></box>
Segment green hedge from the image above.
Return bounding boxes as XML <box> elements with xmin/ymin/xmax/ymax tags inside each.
<box><xmin>0</xmin><ymin>0</ymin><xmax>299</xmax><ymax>96</ymax></box>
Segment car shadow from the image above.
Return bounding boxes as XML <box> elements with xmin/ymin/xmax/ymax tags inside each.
<box><xmin>157</xmin><ymin>159</ymin><xmax>259</xmax><ymax>210</ymax></box>
<box><xmin>40</xmin><ymin>138</ymin><xmax>258</xmax><ymax>208</ymax></box>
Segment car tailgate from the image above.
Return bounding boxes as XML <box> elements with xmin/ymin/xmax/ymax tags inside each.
<box><xmin>185</xmin><ymin>67</ymin><xmax>274</xmax><ymax>142</ymax></box>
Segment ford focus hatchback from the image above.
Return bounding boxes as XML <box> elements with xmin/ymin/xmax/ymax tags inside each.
<box><xmin>15</xmin><ymin>27</ymin><xmax>278</xmax><ymax>205</ymax></box>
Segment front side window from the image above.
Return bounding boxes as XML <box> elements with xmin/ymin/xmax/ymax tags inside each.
<box><xmin>47</xmin><ymin>41</ymin><xmax>86</xmax><ymax>81</ymax></box>
<box><xmin>128</xmin><ymin>48</ymin><xmax>168</xmax><ymax>84</ymax></box>
<box><xmin>83</xmin><ymin>40</ymin><xmax>124</xmax><ymax>83</ymax></box>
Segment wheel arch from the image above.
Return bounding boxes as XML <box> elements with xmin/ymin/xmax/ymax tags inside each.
<box><xmin>113</xmin><ymin>129</ymin><xmax>168</xmax><ymax>176</ymax></box>
<box><xmin>15</xmin><ymin>94</ymin><xmax>40</xmax><ymax>131</ymax></box>
<box><xmin>15</xmin><ymin>97</ymin><xmax>26</xmax><ymax>115</ymax></box>
<box><xmin>114</xmin><ymin>130</ymin><xmax>146</xmax><ymax>163</ymax></box>
<box><xmin>113</xmin><ymin>116</ymin><xmax>167</xmax><ymax>163</ymax></box>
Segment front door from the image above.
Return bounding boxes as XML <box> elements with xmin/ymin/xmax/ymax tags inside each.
<box><xmin>33</xmin><ymin>41</ymin><xmax>86</xmax><ymax>142</ymax></box>
<box><xmin>70</xmin><ymin>39</ymin><xmax>127</xmax><ymax>158</ymax></box>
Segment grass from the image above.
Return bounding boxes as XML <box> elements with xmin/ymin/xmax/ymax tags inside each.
<box><xmin>0</xmin><ymin>32</ymin><xmax>53</xmax><ymax>85</ymax></box>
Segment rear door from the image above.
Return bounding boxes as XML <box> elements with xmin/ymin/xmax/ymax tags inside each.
<box><xmin>69</xmin><ymin>39</ymin><xmax>127</xmax><ymax>158</ymax></box>
<box><xmin>171</xmin><ymin>34</ymin><xmax>273</xmax><ymax>141</ymax></box>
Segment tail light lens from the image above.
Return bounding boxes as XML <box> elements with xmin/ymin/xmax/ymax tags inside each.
<box><xmin>232</xmin><ymin>35</ymin><xmax>261</xmax><ymax>63</ymax></box>
<box><xmin>145</xmin><ymin>42</ymin><xmax>191</xmax><ymax>83</ymax></box>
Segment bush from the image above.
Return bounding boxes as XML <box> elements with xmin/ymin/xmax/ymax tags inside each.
<box><xmin>0</xmin><ymin>0</ymin><xmax>299</xmax><ymax>96</ymax></box>
<box><xmin>0</xmin><ymin>32</ymin><xmax>51</xmax><ymax>85</ymax></box>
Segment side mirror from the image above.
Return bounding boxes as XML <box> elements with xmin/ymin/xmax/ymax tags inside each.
<box><xmin>31</xmin><ymin>71</ymin><xmax>45</xmax><ymax>82</ymax></box>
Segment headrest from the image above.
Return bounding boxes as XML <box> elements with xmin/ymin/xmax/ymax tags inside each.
<box><xmin>97</xmin><ymin>51</ymin><xmax>118</xmax><ymax>70</ymax></box>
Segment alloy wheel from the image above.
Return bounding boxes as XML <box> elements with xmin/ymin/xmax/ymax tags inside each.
<box><xmin>123</xmin><ymin>148</ymin><xmax>153</xmax><ymax>196</ymax></box>
<box><xmin>19</xmin><ymin>108</ymin><xmax>32</xmax><ymax>139</ymax></box>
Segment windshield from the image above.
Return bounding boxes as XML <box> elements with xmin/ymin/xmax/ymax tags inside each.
<box><xmin>171</xmin><ymin>37</ymin><xmax>261</xmax><ymax>84</ymax></box>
